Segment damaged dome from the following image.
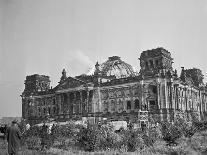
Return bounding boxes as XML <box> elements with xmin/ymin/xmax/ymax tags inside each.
<box><xmin>99</xmin><ymin>56</ymin><xmax>137</xmax><ymax>78</ymax></box>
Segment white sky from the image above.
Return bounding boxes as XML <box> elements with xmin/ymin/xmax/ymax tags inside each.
<box><xmin>0</xmin><ymin>0</ymin><xmax>207</xmax><ymax>118</ymax></box>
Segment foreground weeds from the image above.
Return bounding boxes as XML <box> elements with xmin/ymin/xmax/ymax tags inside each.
<box><xmin>2</xmin><ymin>117</ymin><xmax>207</xmax><ymax>155</ymax></box>
<box><xmin>1</xmin><ymin>130</ymin><xmax>207</xmax><ymax>155</ymax></box>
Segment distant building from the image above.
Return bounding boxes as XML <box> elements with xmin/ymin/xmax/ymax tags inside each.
<box><xmin>0</xmin><ymin>117</ymin><xmax>22</xmax><ymax>125</ymax></box>
<box><xmin>21</xmin><ymin>47</ymin><xmax>207</xmax><ymax>126</ymax></box>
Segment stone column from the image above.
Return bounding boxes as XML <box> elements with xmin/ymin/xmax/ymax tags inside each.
<box><xmin>56</xmin><ymin>95</ymin><xmax>61</xmax><ymax>115</ymax></box>
<box><xmin>140</xmin><ymin>80</ymin><xmax>144</xmax><ymax>110</ymax></box>
<box><xmin>80</xmin><ymin>90</ymin><xmax>83</xmax><ymax>117</ymax></box>
<box><xmin>60</xmin><ymin>94</ymin><xmax>63</xmax><ymax>114</ymax></box>
<box><xmin>164</xmin><ymin>79</ymin><xmax>169</xmax><ymax>122</ymax></box>
<box><xmin>74</xmin><ymin>92</ymin><xmax>77</xmax><ymax>115</ymax></box>
<box><xmin>66</xmin><ymin>93</ymin><xmax>70</xmax><ymax>118</ymax></box>
<box><xmin>179</xmin><ymin>87</ymin><xmax>182</xmax><ymax>110</ymax></box>
<box><xmin>175</xmin><ymin>87</ymin><xmax>177</xmax><ymax>110</ymax></box>
<box><xmin>156</xmin><ymin>77</ymin><xmax>162</xmax><ymax>122</ymax></box>
<box><xmin>88</xmin><ymin>90</ymin><xmax>93</xmax><ymax>114</ymax></box>
<box><xmin>86</xmin><ymin>90</ymin><xmax>89</xmax><ymax>114</ymax></box>
<box><xmin>157</xmin><ymin>83</ymin><xmax>160</xmax><ymax>109</ymax></box>
<box><xmin>171</xmin><ymin>84</ymin><xmax>174</xmax><ymax>110</ymax></box>
<box><xmin>177</xmin><ymin>85</ymin><xmax>179</xmax><ymax>110</ymax></box>
<box><xmin>69</xmin><ymin>92</ymin><xmax>73</xmax><ymax>117</ymax></box>
<box><xmin>184</xmin><ymin>87</ymin><xmax>188</xmax><ymax>111</ymax></box>
<box><xmin>164</xmin><ymin>80</ymin><xmax>168</xmax><ymax>109</ymax></box>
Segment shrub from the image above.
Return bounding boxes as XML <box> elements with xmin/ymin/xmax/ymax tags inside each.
<box><xmin>50</xmin><ymin>122</ymin><xmax>82</xmax><ymax>149</ymax></box>
<box><xmin>94</xmin><ymin>124</ymin><xmax>115</xmax><ymax>150</ymax></box>
<box><xmin>117</xmin><ymin>128</ymin><xmax>146</xmax><ymax>152</ymax></box>
<box><xmin>174</xmin><ymin>114</ymin><xmax>195</xmax><ymax>138</ymax></box>
<box><xmin>23</xmin><ymin>126</ymin><xmax>41</xmax><ymax>137</ymax></box>
<box><xmin>24</xmin><ymin>136</ymin><xmax>41</xmax><ymax>150</ymax></box>
<box><xmin>193</xmin><ymin>121</ymin><xmax>207</xmax><ymax>132</ymax></box>
<box><xmin>22</xmin><ymin>126</ymin><xmax>41</xmax><ymax>147</ymax></box>
<box><xmin>146</xmin><ymin>127</ymin><xmax>161</xmax><ymax>146</ymax></box>
<box><xmin>161</xmin><ymin>121</ymin><xmax>182</xmax><ymax>146</ymax></box>
<box><xmin>76</xmin><ymin>124</ymin><xmax>97</xmax><ymax>151</ymax></box>
<box><xmin>76</xmin><ymin>123</ymin><xmax>129</xmax><ymax>151</ymax></box>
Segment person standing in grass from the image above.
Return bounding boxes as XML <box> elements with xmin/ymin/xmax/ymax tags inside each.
<box><xmin>50</xmin><ymin>124</ymin><xmax>56</xmax><ymax>146</ymax></box>
<box><xmin>41</xmin><ymin>122</ymin><xmax>49</xmax><ymax>150</ymax></box>
<box><xmin>6</xmin><ymin>119</ymin><xmax>22</xmax><ymax>155</ymax></box>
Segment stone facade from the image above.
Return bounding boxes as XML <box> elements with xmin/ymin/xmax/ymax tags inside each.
<box><xmin>21</xmin><ymin>47</ymin><xmax>207</xmax><ymax>125</ymax></box>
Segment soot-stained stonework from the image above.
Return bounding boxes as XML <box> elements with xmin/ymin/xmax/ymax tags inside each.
<box><xmin>21</xmin><ymin>47</ymin><xmax>207</xmax><ymax>125</ymax></box>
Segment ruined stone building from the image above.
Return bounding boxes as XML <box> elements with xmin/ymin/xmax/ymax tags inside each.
<box><xmin>21</xmin><ymin>48</ymin><xmax>207</xmax><ymax>125</ymax></box>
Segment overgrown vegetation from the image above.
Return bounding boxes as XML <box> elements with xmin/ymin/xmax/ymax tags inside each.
<box><xmin>1</xmin><ymin>114</ymin><xmax>207</xmax><ymax>155</ymax></box>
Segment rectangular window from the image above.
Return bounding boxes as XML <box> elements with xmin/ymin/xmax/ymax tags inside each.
<box><xmin>155</xmin><ymin>60</ymin><xmax>159</xmax><ymax>67</ymax></box>
<box><xmin>109</xmin><ymin>91</ymin><xmax>115</xmax><ymax>98</ymax></box>
<box><xmin>145</xmin><ymin>61</ymin><xmax>149</xmax><ymax>69</ymax></box>
<box><xmin>149</xmin><ymin>60</ymin><xmax>154</xmax><ymax>68</ymax></box>
<box><xmin>117</xmin><ymin>90</ymin><xmax>122</xmax><ymax>97</ymax></box>
<box><xmin>125</xmin><ymin>89</ymin><xmax>131</xmax><ymax>97</ymax></box>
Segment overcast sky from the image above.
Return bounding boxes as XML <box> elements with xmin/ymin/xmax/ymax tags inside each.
<box><xmin>0</xmin><ymin>0</ymin><xmax>207</xmax><ymax>118</ymax></box>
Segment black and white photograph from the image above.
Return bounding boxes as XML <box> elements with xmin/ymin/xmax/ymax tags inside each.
<box><xmin>1</xmin><ymin>0</ymin><xmax>207</xmax><ymax>154</ymax></box>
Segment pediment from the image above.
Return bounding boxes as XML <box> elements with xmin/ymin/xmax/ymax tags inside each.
<box><xmin>56</xmin><ymin>77</ymin><xmax>87</xmax><ymax>90</ymax></box>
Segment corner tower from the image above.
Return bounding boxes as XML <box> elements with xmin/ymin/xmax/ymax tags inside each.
<box><xmin>139</xmin><ymin>47</ymin><xmax>176</xmax><ymax>123</ymax></box>
<box><xmin>139</xmin><ymin>47</ymin><xmax>174</xmax><ymax>78</ymax></box>
<box><xmin>22</xmin><ymin>74</ymin><xmax>50</xmax><ymax>96</ymax></box>
<box><xmin>21</xmin><ymin>74</ymin><xmax>50</xmax><ymax>119</ymax></box>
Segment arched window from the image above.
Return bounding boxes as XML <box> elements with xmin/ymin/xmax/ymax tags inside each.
<box><xmin>189</xmin><ymin>101</ymin><xmax>191</xmax><ymax>109</ymax></box>
<box><xmin>76</xmin><ymin>92</ymin><xmax>80</xmax><ymax>100</ymax></box>
<box><xmin>155</xmin><ymin>59</ymin><xmax>159</xmax><ymax>67</ymax></box>
<box><xmin>118</xmin><ymin>99</ymin><xmax>123</xmax><ymax>111</ymax></box>
<box><xmin>149</xmin><ymin>85</ymin><xmax>157</xmax><ymax>94</ymax></box>
<box><xmin>48</xmin><ymin>107</ymin><xmax>51</xmax><ymax>115</ymax></box>
<box><xmin>134</xmin><ymin>99</ymin><xmax>140</xmax><ymax>109</ymax></box>
<box><xmin>149</xmin><ymin>60</ymin><xmax>154</xmax><ymax>68</ymax></box>
<box><xmin>104</xmin><ymin>101</ymin><xmax>108</xmax><ymax>112</ymax></box>
<box><xmin>70</xmin><ymin>93</ymin><xmax>75</xmax><ymax>101</ymax></box>
<box><xmin>127</xmin><ymin>101</ymin><xmax>131</xmax><ymax>110</ymax></box>
<box><xmin>111</xmin><ymin>100</ymin><xmax>115</xmax><ymax>111</ymax></box>
<box><xmin>142</xmin><ymin>104</ymin><xmax>148</xmax><ymax>110</ymax></box>
<box><xmin>145</xmin><ymin>61</ymin><xmax>149</xmax><ymax>69</ymax></box>
<box><xmin>43</xmin><ymin>108</ymin><xmax>46</xmax><ymax>115</ymax></box>
<box><xmin>38</xmin><ymin>108</ymin><xmax>41</xmax><ymax>115</ymax></box>
<box><xmin>53</xmin><ymin>107</ymin><xmax>56</xmax><ymax>114</ymax></box>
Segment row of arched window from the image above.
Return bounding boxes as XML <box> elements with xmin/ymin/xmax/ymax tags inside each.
<box><xmin>127</xmin><ymin>99</ymin><xmax>140</xmax><ymax>110</ymax></box>
<box><xmin>37</xmin><ymin>106</ymin><xmax>56</xmax><ymax>116</ymax></box>
<box><xmin>103</xmin><ymin>99</ymin><xmax>141</xmax><ymax>112</ymax></box>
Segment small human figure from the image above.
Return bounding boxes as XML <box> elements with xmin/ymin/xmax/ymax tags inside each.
<box><xmin>50</xmin><ymin>124</ymin><xmax>56</xmax><ymax>145</ymax></box>
<box><xmin>41</xmin><ymin>122</ymin><xmax>48</xmax><ymax>150</ymax></box>
<box><xmin>127</xmin><ymin>122</ymin><xmax>133</xmax><ymax>130</ymax></box>
<box><xmin>2</xmin><ymin>124</ymin><xmax>7</xmax><ymax>140</ymax></box>
<box><xmin>25</xmin><ymin>123</ymin><xmax>30</xmax><ymax>131</ymax></box>
<box><xmin>6</xmin><ymin>119</ymin><xmax>22</xmax><ymax>155</ymax></box>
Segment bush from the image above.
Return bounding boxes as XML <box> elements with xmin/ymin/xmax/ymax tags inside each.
<box><xmin>174</xmin><ymin>114</ymin><xmax>195</xmax><ymax>138</ymax></box>
<box><xmin>49</xmin><ymin>122</ymin><xmax>83</xmax><ymax>149</ymax></box>
<box><xmin>76</xmin><ymin>123</ymin><xmax>130</xmax><ymax>152</ymax></box>
<box><xmin>146</xmin><ymin>127</ymin><xmax>160</xmax><ymax>146</ymax></box>
<box><xmin>161</xmin><ymin>121</ymin><xmax>182</xmax><ymax>145</ymax></box>
<box><xmin>22</xmin><ymin>126</ymin><xmax>41</xmax><ymax>147</ymax></box>
<box><xmin>23</xmin><ymin>126</ymin><xmax>41</xmax><ymax>137</ymax></box>
<box><xmin>76</xmin><ymin>123</ymin><xmax>164</xmax><ymax>152</ymax></box>
<box><xmin>76</xmin><ymin>124</ymin><xmax>97</xmax><ymax>151</ymax></box>
<box><xmin>193</xmin><ymin>121</ymin><xmax>207</xmax><ymax>131</ymax></box>
<box><xmin>24</xmin><ymin>136</ymin><xmax>41</xmax><ymax>150</ymax></box>
<box><xmin>160</xmin><ymin>112</ymin><xmax>207</xmax><ymax>146</ymax></box>
<box><xmin>19</xmin><ymin>118</ymin><xmax>207</xmax><ymax>154</ymax></box>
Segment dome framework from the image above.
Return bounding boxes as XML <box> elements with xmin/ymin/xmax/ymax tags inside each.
<box><xmin>99</xmin><ymin>56</ymin><xmax>137</xmax><ymax>78</ymax></box>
